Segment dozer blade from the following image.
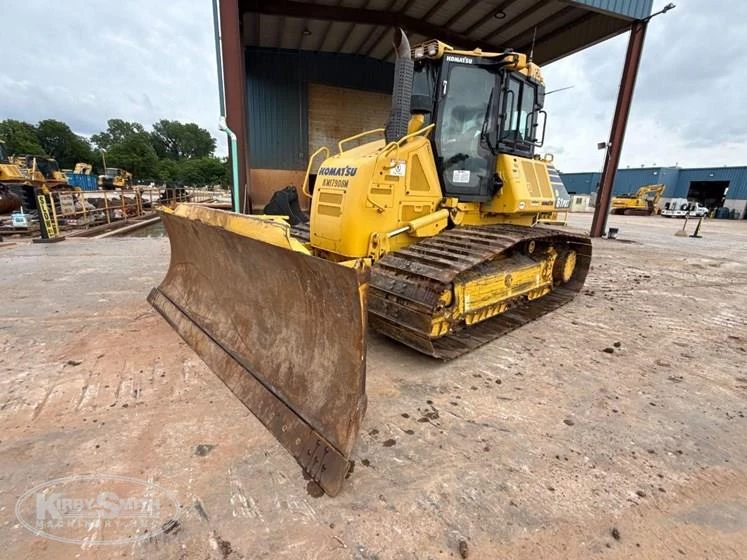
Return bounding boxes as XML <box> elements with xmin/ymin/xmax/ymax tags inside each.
<box><xmin>148</xmin><ymin>205</ymin><xmax>368</xmax><ymax>496</ymax></box>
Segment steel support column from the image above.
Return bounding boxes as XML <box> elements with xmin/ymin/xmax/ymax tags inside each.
<box><xmin>220</xmin><ymin>0</ymin><xmax>251</xmax><ymax>213</ymax></box>
<box><xmin>590</xmin><ymin>19</ymin><xmax>648</xmax><ymax>237</ymax></box>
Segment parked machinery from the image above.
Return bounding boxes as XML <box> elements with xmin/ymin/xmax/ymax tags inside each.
<box><xmin>98</xmin><ymin>168</ymin><xmax>133</xmax><ymax>190</ymax></box>
<box><xmin>149</xmin><ymin>31</ymin><xmax>592</xmax><ymax>496</ymax></box>
<box><xmin>9</xmin><ymin>155</ymin><xmax>70</xmax><ymax>191</ymax></box>
<box><xmin>73</xmin><ymin>162</ymin><xmax>93</xmax><ymax>175</ymax></box>
<box><xmin>0</xmin><ymin>141</ymin><xmax>32</xmax><ymax>213</ymax></box>
<box><xmin>610</xmin><ymin>183</ymin><xmax>666</xmax><ymax>215</ymax></box>
<box><xmin>0</xmin><ymin>142</ymin><xmax>27</xmax><ymax>187</ymax></box>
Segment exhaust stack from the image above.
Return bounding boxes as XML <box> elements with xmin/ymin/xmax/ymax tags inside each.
<box><xmin>384</xmin><ymin>29</ymin><xmax>413</xmax><ymax>144</ymax></box>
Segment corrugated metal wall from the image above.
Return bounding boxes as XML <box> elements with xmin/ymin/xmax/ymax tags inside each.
<box><xmin>561</xmin><ymin>167</ymin><xmax>679</xmax><ymax>196</ymax></box>
<box><xmin>570</xmin><ymin>0</ymin><xmax>653</xmax><ymax>20</ymax></box>
<box><xmin>615</xmin><ymin>167</ymin><xmax>681</xmax><ymax>196</ymax></box>
<box><xmin>245</xmin><ymin>48</ymin><xmax>393</xmax><ymax>170</ymax></box>
<box><xmin>561</xmin><ymin>172</ymin><xmax>601</xmax><ymax>194</ymax></box>
<box><xmin>674</xmin><ymin>167</ymin><xmax>747</xmax><ymax>200</ymax></box>
<box><xmin>561</xmin><ymin>166</ymin><xmax>747</xmax><ymax>200</ymax></box>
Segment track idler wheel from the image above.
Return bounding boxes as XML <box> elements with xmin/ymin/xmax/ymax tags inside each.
<box><xmin>553</xmin><ymin>249</ymin><xmax>577</xmax><ymax>284</ymax></box>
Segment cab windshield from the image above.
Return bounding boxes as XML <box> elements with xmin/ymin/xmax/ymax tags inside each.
<box><xmin>105</xmin><ymin>168</ymin><xmax>119</xmax><ymax>178</ymax></box>
<box><xmin>33</xmin><ymin>157</ymin><xmax>56</xmax><ymax>179</ymax></box>
<box><xmin>0</xmin><ymin>143</ymin><xmax>7</xmax><ymax>163</ymax></box>
<box><xmin>436</xmin><ymin>64</ymin><xmax>495</xmax><ymax>196</ymax></box>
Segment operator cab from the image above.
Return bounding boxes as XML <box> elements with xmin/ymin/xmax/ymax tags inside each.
<box><xmin>21</xmin><ymin>155</ymin><xmax>60</xmax><ymax>179</ymax></box>
<box><xmin>412</xmin><ymin>47</ymin><xmax>546</xmax><ymax>202</ymax></box>
<box><xmin>0</xmin><ymin>142</ymin><xmax>8</xmax><ymax>164</ymax></box>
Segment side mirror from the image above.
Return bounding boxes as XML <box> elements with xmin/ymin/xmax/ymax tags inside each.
<box><xmin>536</xmin><ymin>84</ymin><xmax>546</xmax><ymax>109</ymax></box>
<box><xmin>532</xmin><ymin>110</ymin><xmax>548</xmax><ymax>146</ymax></box>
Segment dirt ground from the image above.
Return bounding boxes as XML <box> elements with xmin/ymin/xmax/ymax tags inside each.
<box><xmin>1</xmin><ymin>213</ymin><xmax>746</xmax><ymax>559</ymax></box>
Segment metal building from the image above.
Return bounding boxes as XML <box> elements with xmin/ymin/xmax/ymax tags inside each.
<box><xmin>217</xmin><ymin>0</ymin><xmax>655</xmax><ymax>227</ymax></box>
<box><xmin>560</xmin><ymin>166</ymin><xmax>747</xmax><ymax>217</ymax></box>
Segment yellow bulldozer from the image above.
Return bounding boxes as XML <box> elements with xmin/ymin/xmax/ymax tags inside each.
<box><xmin>610</xmin><ymin>183</ymin><xmax>666</xmax><ymax>215</ymax></box>
<box><xmin>149</xmin><ymin>32</ymin><xmax>592</xmax><ymax>495</ymax></box>
<box><xmin>9</xmin><ymin>154</ymin><xmax>70</xmax><ymax>191</ymax></box>
<box><xmin>0</xmin><ymin>141</ymin><xmax>27</xmax><ymax>213</ymax></box>
<box><xmin>0</xmin><ymin>141</ymin><xmax>27</xmax><ymax>187</ymax></box>
<box><xmin>98</xmin><ymin>167</ymin><xmax>133</xmax><ymax>190</ymax></box>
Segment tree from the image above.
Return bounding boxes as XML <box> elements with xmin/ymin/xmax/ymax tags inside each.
<box><xmin>150</xmin><ymin>120</ymin><xmax>216</xmax><ymax>160</ymax></box>
<box><xmin>106</xmin><ymin>134</ymin><xmax>159</xmax><ymax>181</ymax></box>
<box><xmin>178</xmin><ymin>157</ymin><xmax>228</xmax><ymax>187</ymax></box>
<box><xmin>35</xmin><ymin>119</ymin><xmax>94</xmax><ymax>169</ymax></box>
<box><xmin>157</xmin><ymin>159</ymin><xmax>180</xmax><ymax>183</ymax></box>
<box><xmin>91</xmin><ymin>119</ymin><xmax>146</xmax><ymax>151</ymax></box>
<box><xmin>0</xmin><ymin>119</ymin><xmax>45</xmax><ymax>155</ymax></box>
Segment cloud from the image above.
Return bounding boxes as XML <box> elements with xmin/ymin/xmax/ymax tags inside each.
<box><xmin>2</xmin><ymin>0</ymin><xmax>743</xmax><ymax>170</ymax></box>
<box><xmin>544</xmin><ymin>0</ymin><xmax>747</xmax><ymax>171</ymax></box>
<box><xmin>0</xmin><ymin>0</ymin><xmax>225</xmax><ymax>153</ymax></box>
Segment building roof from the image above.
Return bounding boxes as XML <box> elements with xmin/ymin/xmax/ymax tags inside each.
<box><xmin>239</xmin><ymin>0</ymin><xmax>653</xmax><ymax>64</ymax></box>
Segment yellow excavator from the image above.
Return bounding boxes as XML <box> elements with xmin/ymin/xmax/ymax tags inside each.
<box><xmin>610</xmin><ymin>183</ymin><xmax>665</xmax><ymax>215</ymax></box>
<box><xmin>149</xmin><ymin>32</ymin><xmax>592</xmax><ymax>495</ymax></box>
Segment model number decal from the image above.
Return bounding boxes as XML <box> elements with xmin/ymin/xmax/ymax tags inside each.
<box><xmin>321</xmin><ymin>178</ymin><xmax>349</xmax><ymax>189</ymax></box>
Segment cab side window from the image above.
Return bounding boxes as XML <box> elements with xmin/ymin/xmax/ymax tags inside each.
<box><xmin>502</xmin><ymin>77</ymin><xmax>537</xmax><ymax>145</ymax></box>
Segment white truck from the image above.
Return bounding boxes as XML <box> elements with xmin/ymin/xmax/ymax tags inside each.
<box><xmin>661</xmin><ymin>199</ymin><xmax>709</xmax><ymax>218</ymax></box>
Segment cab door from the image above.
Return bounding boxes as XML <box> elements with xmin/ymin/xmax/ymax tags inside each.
<box><xmin>434</xmin><ymin>60</ymin><xmax>499</xmax><ymax>202</ymax></box>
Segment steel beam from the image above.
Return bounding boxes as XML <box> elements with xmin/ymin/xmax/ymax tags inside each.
<box><xmin>240</xmin><ymin>0</ymin><xmax>502</xmax><ymax>53</ymax></box>
<box><xmin>478</xmin><ymin>0</ymin><xmax>553</xmax><ymax>42</ymax></box>
<box><xmin>220</xmin><ymin>0</ymin><xmax>251</xmax><ymax>213</ymax></box>
<box><xmin>590</xmin><ymin>19</ymin><xmax>648</xmax><ymax>238</ymax></box>
<box><xmin>501</xmin><ymin>6</ymin><xmax>578</xmax><ymax>50</ymax></box>
<box><xmin>465</xmin><ymin>0</ymin><xmax>520</xmax><ymax>38</ymax></box>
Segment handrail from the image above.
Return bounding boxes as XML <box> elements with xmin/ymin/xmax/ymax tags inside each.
<box><xmin>302</xmin><ymin>146</ymin><xmax>330</xmax><ymax>198</ymax></box>
<box><xmin>380</xmin><ymin>123</ymin><xmax>436</xmax><ymax>163</ymax></box>
<box><xmin>338</xmin><ymin>128</ymin><xmax>385</xmax><ymax>154</ymax></box>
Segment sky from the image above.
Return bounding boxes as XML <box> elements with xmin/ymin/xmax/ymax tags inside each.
<box><xmin>1</xmin><ymin>0</ymin><xmax>744</xmax><ymax>172</ymax></box>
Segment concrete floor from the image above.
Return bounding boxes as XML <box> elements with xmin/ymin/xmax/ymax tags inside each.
<box><xmin>1</xmin><ymin>214</ymin><xmax>746</xmax><ymax>559</ymax></box>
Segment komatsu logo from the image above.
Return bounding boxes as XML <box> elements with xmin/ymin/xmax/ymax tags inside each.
<box><xmin>446</xmin><ymin>55</ymin><xmax>473</xmax><ymax>64</ymax></box>
<box><xmin>318</xmin><ymin>166</ymin><xmax>357</xmax><ymax>177</ymax></box>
